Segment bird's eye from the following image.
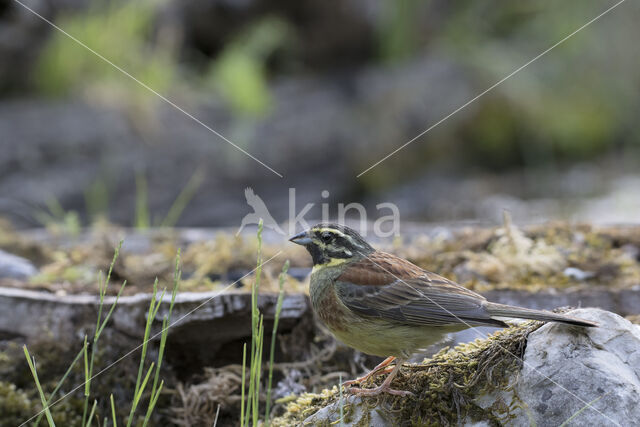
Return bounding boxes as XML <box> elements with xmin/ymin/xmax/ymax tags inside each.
<box><xmin>320</xmin><ymin>232</ymin><xmax>333</xmax><ymax>243</ymax></box>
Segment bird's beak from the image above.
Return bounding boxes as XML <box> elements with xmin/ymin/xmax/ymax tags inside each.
<box><xmin>289</xmin><ymin>230</ymin><xmax>312</xmax><ymax>245</ymax></box>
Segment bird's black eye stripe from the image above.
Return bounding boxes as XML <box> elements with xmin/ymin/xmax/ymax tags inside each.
<box><xmin>334</xmin><ymin>235</ymin><xmax>350</xmax><ymax>248</ymax></box>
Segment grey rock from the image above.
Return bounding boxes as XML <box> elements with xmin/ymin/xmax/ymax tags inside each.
<box><xmin>304</xmin><ymin>396</ymin><xmax>390</xmax><ymax>427</ymax></box>
<box><xmin>483</xmin><ymin>308</ymin><xmax>640</xmax><ymax>427</ymax></box>
<box><xmin>0</xmin><ymin>249</ymin><xmax>37</xmax><ymax>279</ymax></box>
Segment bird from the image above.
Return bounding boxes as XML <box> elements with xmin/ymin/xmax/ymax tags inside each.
<box><xmin>289</xmin><ymin>223</ymin><xmax>597</xmax><ymax>396</ymax></box>
<box><xmin>236</xmin><ymin>187</ymin><xmax>284</xmax><ymax>236</ymax></box>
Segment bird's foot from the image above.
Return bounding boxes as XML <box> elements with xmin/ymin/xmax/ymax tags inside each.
<box><xmin>347</xmin><ymin>385</ymin><xmax>413</xmax><ymax>397</ymax></box>
<box><xmin>342</xmin><ymin>356</ymin><xmax>396</xmax><ymax>387</ymax></box>
<box><xmin>342</xmin><ymin>365</ymin><xmax>395</xmax><ymax>387</ymax></box>
<box><xmin>344</xmin><ymin>357</ymin><xmax>412</xmax><ymax>396</ymax></box>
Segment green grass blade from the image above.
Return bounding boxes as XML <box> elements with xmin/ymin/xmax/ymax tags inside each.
<box><xmin>245</xmin><ymin>356</ymin><xmax>254</xmax><ymax>424</ymax></box>
<box><xmin>168</xmin><ymin>250</ymin><xmax>181</xmax><ymax>319</ymax></box>
<box><xmin>78</xmin><ymin>242</ymin><xmax>125</xmax><ymax>427</ymax></box>
<box><xmin>151</xmin><ymin>287</ymin><xmax>167</xmax><ymax>319</ymax></box>
<box><xmin>111</xmin><ymin>394</ymin><xmax>117</xmax><ymax>427</ymax></box>
<box><xmin>96</xmin><ymin>241</ymin><xmax>123</xmax><ymax>331</ymax></box>
<box><xmin>142</xmin><ymin>316</ymin><xmax>166</xmax><ymax>423</ymax></box>
<box><xmin>160</xmin><ymin>168</ymin><xmax>205</xmax><ymax>227</ymax></box>
<box><xmin>84</xmin><ymin>278</ymin><xmax>127</xmax><ymax>426</ymax></box>
<box><xmin>134</xmin><ymin>279</ymin><xmax>158</xmax><ymax>392</ymax></box>
<box><xmin>144</xmin><ymin>250</ymin><xmax>181</xmax><ymax>425</ymax></box>
<box><xmin>135</xmin><ymin>172</ymin><xmax>150</xmax><ymax>229</ymax></box>
<box><xmin>82</xmin><ymin>334</ymin><xmax>91</xmax><ymax>427</ymax></box>
<box><xmin>128</xmin><ymin>278</ymin><xmax>159</xmax><ymax>425</ymax></box>
<box><xmin>35</xmin><ymin>341</ymin><xmax>85</xmax><ymax>426</ymax></box>
<box><xmin>83</xmin><ymin>335</ymin><xmax>89</xmax><ymax>396</ymax></box>
<box><xmin>245</xmin><ymin>220</ymin><xmax>263</xmax><ymax>424</ymax></box>
<box><xmin>240</xmin><ymin>342</ymin><xmax>247</xmax><ymax>427</ymax></box>
<box><xmin>23</xmin><ymin>346</ymin><xmax>56</xmax><ymax>427</ymax></box>
<box><xmin>85</xmin><ymin>242</ymin><xmax>124</xmax><ymax>427</ymax></box>
<box><xmin>86</xmin><ymin>399</ymin><xmax>98</xmax><ymax>427</ymax></box>
<box><xmin>142</xmin><ymin>380</ymin><xmax>164</xmax><ymax>427</ymax></box>
<box><xmin>264</xmin><ymin>260</ymin><xmax>289</xmax><ymax>425</ymax></box>
<box><xmin>143</xmin><ymin>314</ymin><xmax>167</xmax><ymax>424</ymax></box>
<box><xmin>127</xmin><ymin>362</ymin><xmax>155</xmax><ymax>427</ymax></box>
<box><xmin>96</xmin><ymin>272</ymin><xmax>105</xmax><ymax>331</ymax></box>
<box><xmin>96</xmin><ymin>279</ymin><xmax>128</xmax><ymax>339</ymax></box>
<box><xmin>253</xmin><ymin>315</ymin><xmax>264</xmax><ymax>425</ymax></box>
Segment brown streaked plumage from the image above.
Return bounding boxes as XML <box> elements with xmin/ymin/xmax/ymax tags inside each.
<box><xmin>290</xmin><ymin>223</ymin><xmax>597</xmax><ymax>396</ymax></box>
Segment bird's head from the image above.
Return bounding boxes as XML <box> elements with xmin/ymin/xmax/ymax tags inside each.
<box><xmin>289</xmin><ymin>223</ymin><xmax>374</xmax><ymax>266</ymax></box>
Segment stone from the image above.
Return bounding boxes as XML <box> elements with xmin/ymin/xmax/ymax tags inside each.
<box><xmin>485</xmin><ymin>308</ymin><xmax>640</xmax><ymax>426</ymax></box>
<box><xmin>304</xmin><ymin>396</ymin><xmax>390</xmax><ymax>426</ymax></box>
<box><xmin>0</xmin><ymin>249</ymin><xmax>37</xmax><ymax>279</ymax></box>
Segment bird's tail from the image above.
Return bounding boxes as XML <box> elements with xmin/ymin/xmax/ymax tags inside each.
<box><xmin>484</xmin><ymin>302</ymin><xmax>597</xmax><ymax>327</ymax></box>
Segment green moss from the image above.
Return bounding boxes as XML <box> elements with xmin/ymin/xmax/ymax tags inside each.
<box><xmin>0</xmin><ymin>381</ymin><xmax>38</xmax><ymax>426</ymax></box>
<box><xmin>0</xmin><ymin>379</ymin><xmax>85</xmax><ymax>426</ymax></box>
<box><xmin>271</xmin><ymin>387</ymin><xmax>341</xmax><ymax>426</ymax></box>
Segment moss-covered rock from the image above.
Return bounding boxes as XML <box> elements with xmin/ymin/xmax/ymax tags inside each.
<box><xmin>273</xmin><ymin>308</ymin><xmax>640</xmax><ymax>426</ymax></box>
<box><xmin>272</xmin><ymin>320</ymin><xmax>542</xmax><ymax>425</ymax></box>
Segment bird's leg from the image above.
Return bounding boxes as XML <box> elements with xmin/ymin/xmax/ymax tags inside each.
<box><xmin>347</xmin><ymin>359</ymin><xmax>413</xmax><ymax>397</ymax></box>
<box><xmin>342</xmin><ymin>356</ymin><xmax>396</xmax><ymax>387</ymax></box>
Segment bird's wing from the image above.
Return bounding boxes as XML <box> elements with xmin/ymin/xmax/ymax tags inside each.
<box><xmin>335</xmin><ymin>252</ymin><xmax>506</xmax><ymax>327</ymax></box>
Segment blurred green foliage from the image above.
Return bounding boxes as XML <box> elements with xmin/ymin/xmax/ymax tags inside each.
<box><xmin>35</xmin><ymin>2</ymin><xmax>288</xmax><ymax>119</ymax></box>
<box><xmin>206</xmin><ymin>17</ymin><xmax>289</xmax><ymax>116</ymax></box>
<box><xmin>378</xmin><ymin>0</ymin><xmax>422</xmax><ymax>62</ymax></box>
<box><xmin>34</xmin><ymin>197</ymin><xmax>82</xmax><ymax>236</ymax></box>
<box><xmin>84</xmin><ymin>178</ymin><xmax>110</xmax><ymax>222</ymax></box>
<box><xmin>34</xmin><ymin>0</ymin><xmax>176</xmax><ymax>109</ymax></box>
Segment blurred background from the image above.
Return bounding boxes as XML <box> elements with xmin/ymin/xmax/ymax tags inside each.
<box><xmin>1</xmin><ymin>0</ymin><xmax>639</xmax><ymax>231</ymax></box>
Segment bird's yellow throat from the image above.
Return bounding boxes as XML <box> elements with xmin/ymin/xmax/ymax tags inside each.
<box><xmin>311</xmin><ymin>257</ymin><xmax>349</xmax><ymax>274</ymax></box>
